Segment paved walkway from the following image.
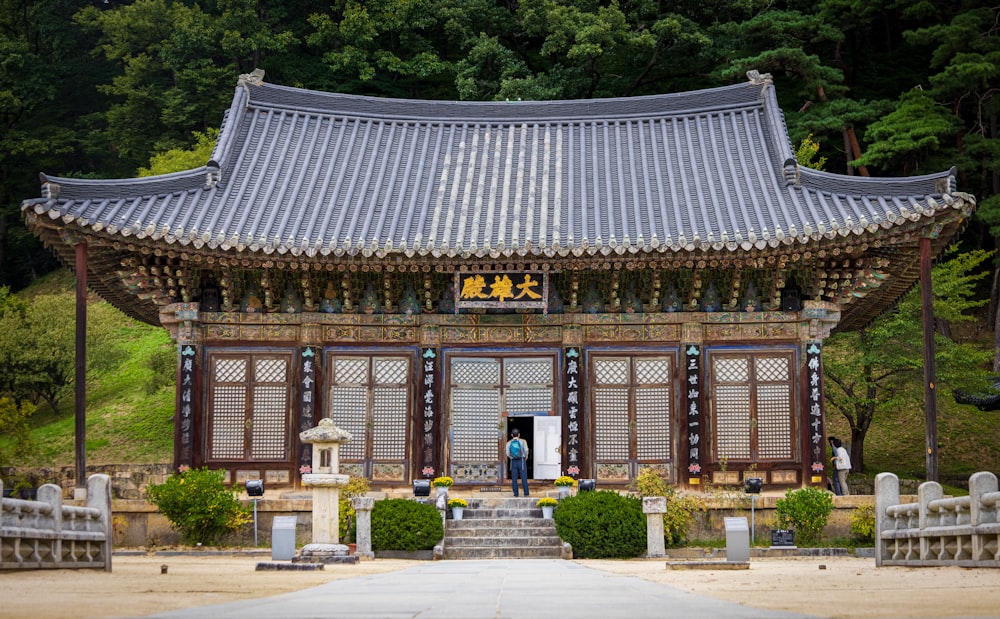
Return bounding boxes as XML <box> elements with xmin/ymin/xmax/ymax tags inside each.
<box><xmin>141</xmin><ymin>559</ymin><xmax>819</xmax><ymax>619</ymax></box>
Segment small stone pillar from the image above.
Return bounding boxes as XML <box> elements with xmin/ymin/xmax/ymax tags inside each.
<box><xmin>297</xmin><ymin>418</ymin><xmax>357</xmax><ymax>564</ymax></box>
<box><xmin>642</xmin><ymin>496</ymin><xmax>667</xmax><ymax>558</ymax></box>
<box><xmin>351</xmin><ymin>496</ymin><xmax>375</xmax><ymax>560</ymax></box>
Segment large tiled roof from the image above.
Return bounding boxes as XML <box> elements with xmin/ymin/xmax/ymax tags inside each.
<box><xmin>23</xmin><ymin>71</ymin><xmax>971</xmax><ymax>261</ymax></box>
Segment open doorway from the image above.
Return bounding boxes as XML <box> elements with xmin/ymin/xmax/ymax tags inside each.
<box><xmin>506</xmin><ymin>416</ymin><xmax>535</xmax><ymax>478</ymax></box>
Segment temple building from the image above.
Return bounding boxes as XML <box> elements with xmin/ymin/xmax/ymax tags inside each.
<box><xmin>21</xmin><ymin>70</ymin><xmax>974</xmax><ymax>491</ymax></box>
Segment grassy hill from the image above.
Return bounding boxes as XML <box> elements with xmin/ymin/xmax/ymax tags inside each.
<box><xmin>3</xmin><ymin>270</ymin><xmax>999</xmax><ymax>481</ymax></box>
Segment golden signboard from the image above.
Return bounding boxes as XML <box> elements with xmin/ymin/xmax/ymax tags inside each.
<box><xmin>455</xmin><ymin>271</ymin><xmax>548</xmax><ymax>312</ymax></box>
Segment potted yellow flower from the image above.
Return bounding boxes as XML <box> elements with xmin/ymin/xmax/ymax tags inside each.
<box><xmin>447</xmin><ymin>497</ymin><xmax>468</xmax><ymax>520</ymax></box>
<box><xmin>432</xmin><ymin>476</ymin><xmax>453</xmax><ymax>498</ymax></box>
<box><xmin>554</xmin><ymin>475</ymin><xmax>575</xmax><ymax>497</ymax></box>
<box><xmin>537</xmin><ymin>497</ymin><xmax>558</xmax><ymax>519</ymax></box>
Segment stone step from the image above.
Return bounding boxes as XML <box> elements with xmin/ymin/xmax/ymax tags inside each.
<box><xmin>441</xmin><ymin>496</ymin><xmax>565</xmax><ymax>559</ymax></box>
<box><xmin>443</xmin><ymin>546</ymin><xmax>564</xmax><ymax>560</ymax></box>
<box><xmin>448</xmin><ymin>516</ymin><xmax>556</xmax><ymax>525</ymax></box>
<box><xmin>446</xmin><ymin>526</ymin><xmax>557</xmax><ymax>538</ymax></box>
<box><xmin>445</xmin><ymin>535</ymin><xmax>562</xmax><ymax>548</ymax></box>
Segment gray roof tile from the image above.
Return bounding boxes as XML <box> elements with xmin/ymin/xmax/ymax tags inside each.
<box><xmin>24</xmin><ymin>72</ymin><xmax>972</xmax><ymax>261</ymax></box>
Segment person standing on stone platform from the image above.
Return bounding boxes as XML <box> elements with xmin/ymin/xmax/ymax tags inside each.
<box><xmin>506</xmin><ymin>428</ymin><xmax>530</xmax><ymax>497</ymax></box>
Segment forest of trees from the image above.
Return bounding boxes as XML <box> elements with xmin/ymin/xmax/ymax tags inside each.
<box><xmin>2</xmin><ymin>0</ymin><xmax>1000</xmax><ymax>473</ymax></box>
<box><xmin>3</xmin><ymin>1</ymin><xmax>999</xmax><ymax>287</ymax></box>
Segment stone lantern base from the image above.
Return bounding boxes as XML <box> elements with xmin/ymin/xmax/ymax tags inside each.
<box><xmin>294</xmin><ymin>543</ymin><xmax>359</xmax><ymax>565</ymax></box>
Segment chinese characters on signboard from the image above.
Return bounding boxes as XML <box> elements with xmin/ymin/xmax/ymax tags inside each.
<box><xmin>807</xmin><ymin>343</ymin><xmax>825</xmax><ymax>477</ymax></box>
<box><xmin>685</xmin><ymin>345</ymin><xmax>702</xmax><ymax>481</ymax></box>
<box><xmin>421</xmin><ymin>348</ymin><xmax>439</xmax><ymax>477</ymax></box>
<box><xmin>299</xmin><ymin>347</ymin><xmax>318</xmax><ymax>470</ymax></box>
<box><xmin>178</xmin><ymin>345</ymin><xmax>196</xmax><ymax>467</ymax></box>
<box><xmin>455</xmin><ymin>271</ymin><xmax>548</xmax><ymax>312</ymax></box>
<box><xmin>564</xmin><ymin>348</ymin><xmax>581</xmax><ymax>475</ymax></box>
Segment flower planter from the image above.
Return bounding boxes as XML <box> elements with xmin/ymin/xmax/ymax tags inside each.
<box><xmin>451</xmin><ymin>507</ymin><xmax>464</xmax><ymax>520</ymax></box>
<box><xmin>541</xmin><ymin>505</ymin><xmax>554</xmax><ymax>519</ymax></box>
<box><xmin>557</xmin><ymin>486</ymin><xmax>571</xmax><ymax>498</ymax></box>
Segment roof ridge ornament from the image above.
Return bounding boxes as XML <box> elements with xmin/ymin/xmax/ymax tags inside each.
<box><xmin>239</xmin><ymin>68</ymin><xmax>265</xmax><ymax>87</ymax></box>
<box><xmin>746</xmin><ymin>70</ymin><xmax>773</xmax><ymax>86</ymax></box>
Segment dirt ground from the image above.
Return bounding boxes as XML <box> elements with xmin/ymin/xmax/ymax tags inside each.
<box><xmin>1</xmin><ymin>553</ymin><xmax>998</xmax><ymax>619</ymax></box>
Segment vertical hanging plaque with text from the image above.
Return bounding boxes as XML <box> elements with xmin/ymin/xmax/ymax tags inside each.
<box><xmin>299</xmin><ymin>347</ymin><xmax>319</xmax><ymax>472</ymax></box>
<box><xmin>685</xmin><ymin>345</ymin><xmax>702</xmax><ymax>483</ymax></box>
<box><xmin>564</xmin><ymin>348</ymin><xmax>581</xmax><ymax>477</ymax></box>
<box><xmin>806</xmin><ymin>342</ymin><xmax>826</xmax><ymax>481</ymax></box>
<box><xmin>177</xmin><ymin>344</ymin><xmax>196</xmax><ymax>468</ymax></box>
<box><xmin>421</xmin><ymin>348</ymin><xmax>439</xmax><ymax>477</ymax></box>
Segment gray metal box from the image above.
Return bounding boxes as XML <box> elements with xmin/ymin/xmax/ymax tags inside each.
<box><xmin>724</xmin><ymin>516</ymin><xmax>750</xmax><ymax>562</ymax></box>
<box><xmin>271</xmin><ymin>515</ymin><xmax>297</xmax><ymax>561</ymax></box>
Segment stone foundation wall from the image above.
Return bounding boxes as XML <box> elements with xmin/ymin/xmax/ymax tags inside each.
<box><xmin>2</xmin><ymin>464</ymin><xmax>174</xmax><ymax>500</ymax></box>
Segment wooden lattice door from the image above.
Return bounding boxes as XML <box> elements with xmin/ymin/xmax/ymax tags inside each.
<box><xmin>327</xmin><ymin>355</ymin><xmax>411</xmax><ymax>481</ymax></box>
<box><xmin>207</xmin><ymin>353</ymin><xmax>292</xmax><ymax>462</ymax></box>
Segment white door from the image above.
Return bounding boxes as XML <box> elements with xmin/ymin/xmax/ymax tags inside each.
<box><xmin>533</xmin><ymin>416</ymin><xmax>562</xmax><ymax>480</ymax></box>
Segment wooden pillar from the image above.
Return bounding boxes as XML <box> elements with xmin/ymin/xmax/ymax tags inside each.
<box><xmin>920</xmin><ymin>237</ymin><xmax>938</xmax><ymax>482</ymax></box>
<box><xmin>74</xmin><ymin>242</ymin><xmax>87</xmax><ymax>496</ymax></box>
<box><xmin>420</xmin><ymin>348</ymin><xmax>440</xmax><ymax>478</ymax></box>
<box><xmin>683</xmin><ymin>343</ymin><xmax>703</xmax><ymax>487</ymax></box>
<box><xmin>563</xmin><ymin>347</ymin><xmax>582</xmax><ymax>478</ymax></box>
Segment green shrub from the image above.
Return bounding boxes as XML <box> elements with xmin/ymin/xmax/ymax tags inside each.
<box><xmin>774</xmin><ymin>487</ymin><xmax>834</xmax><ymax>546</ymax></box>
<box><xmin>339</xmin><ymin>475</ymin><xmax>371</xmax><ymax>542</ymax></box>
<box><xmin>850</xmin><ymin>504</ymin><xmax>876</xmax><ymax>544</ymax></box>
<box><xmin>628</xmin><ymin>467</ymin><xmax>704</xmax><ymax>547</ymax></box>
<box><xmin>662</xmin><ymin>487</ymin><xmax>705</xmax><ymax>547</ymax></box>
<box><xmin>553</xmin><ymin>490</ymin><xmax>646</xmax><ymax>558</ymax></box>
<box><xmin>629</xmin><ymin>466</ymin><xmax>670</xmax><ymax>497</ymax></box>
<box><xmin>145</xmin><ymin>467</ymin><xmax>251</xmax><ymax>545</ymax></box>
<box><xmin>371</xmin><ymin>499</ymin><xmax>443</xmax><ymax>551</ymax></box>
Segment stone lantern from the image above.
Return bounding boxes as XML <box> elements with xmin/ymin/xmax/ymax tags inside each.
<box><xmin>297</xmin><ymin>417</ymin><xmax>357</xmax><ymax>564</ymax></box>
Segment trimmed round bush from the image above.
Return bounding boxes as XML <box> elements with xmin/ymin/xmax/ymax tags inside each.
<box><xmin>371</xmin><ymin>498</ymin><xmax>443</xmax><ymax>552</ymax></box>
<box><xmin>553</xmin><ymin>490</ymin><xmax>646</xmax><ymax>558</ymax></box>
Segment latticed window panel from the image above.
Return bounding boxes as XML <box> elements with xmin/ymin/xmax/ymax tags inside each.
<box><xmin>215</xmin><ymin>358</ymin><xmax>247</xmax><ymax>382</ymax></box>
<box><xmin>451</xmin><ymin>389</ymin><xmax>500</xmax><ymax>460</ymax></box>
<box><xmin>505</xmin><ymin>359</ymin><xmax>553</xmax><ymax>385</ymax></box>
<box><xmin>714</xmin><ymin>357</ymin><xmax>750</xmax><ymax>383</ymax></box>
<box><xmin>452</xmin><ymin>359</ymin><xmax>501</xmax><ymax>385</ymax></box>
<box><xmin>594</xmin><ymin>387</ymin><xmax>629</xmax><ymax>460</ymax></box>
<box><xmin>255</xmin><ymin>358</ymin><xmax>287</xmax><ymax>383</ymax></box>
<box><xmin>251</xmin><ymin>385</ymin><xmax>288</xmax><ymax>460</ymax></box>
<box><xmin>210</xmin><ymin>385</ymin><xmax>246</xmax><ymax>459</ymax></box>
<box><xmin>372</xmin><ymin>387</ymin><xmax>407</xmax><ymax>459</ymax></box>
<box><xmin>756</xmin><ymin>357</ymin><xmax>790</xmax><ymax>382</ymax></box>
<box><xmin>715</xmin><ymin>384</ymin><xmax>752</xmax><ymax>459</ymax></box>
<box><xmin>636</xmin><ymin>387</ymin><xmax>671</xmax><ymax>459</ymax></box>
<box><xmin>506</xmin><ymin>387</ymin><xmax>552</xmax><ymax>414</ymax></box>
<box><xmin>374</xmin><ymin>358</ymin><xmax>408</xmax><ymax>384</ymax></box>
<box><xmin>330</xmin><ymin>385</ymin><xmax>368</xmax><ymax>459</ymax></box>
<box><xmin>594</xmin><ymin>359</ymin><xmax>629</xmax><ymax>385</ymax></box>
<box><xmin>756</xmin><ymin>383</ymin><xmax>792</xmax><ymax>459</ymax></box>
<box><xmin>635</xmin><ymin>358</ymin><xmax>671</xmax><ymax>385</ymax></box>
<box><xmin>334</xmin><ymin>357</ymin><xmax>369</xmax><ymax>385</ymax></box>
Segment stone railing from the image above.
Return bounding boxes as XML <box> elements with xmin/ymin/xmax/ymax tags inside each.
<box><xmin>875</xmin><ymin>471</ymin><xmax>1000</xmax><ymax>568</ymax></box>
<box><xmin>1</xmin><ymin>474</ymin><xmax>111</xmax><ymax>571</ymax></box>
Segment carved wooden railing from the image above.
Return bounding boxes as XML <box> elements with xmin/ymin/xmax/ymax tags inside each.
<box><xmin>875</xmin><ymin>471</ymin><xmax>999</xmax><ymax>567</ymax></box>
<box><xmin>1</xmin><ymin>474</ymin><xmax>111</xmax><ymax>571</ymax></box>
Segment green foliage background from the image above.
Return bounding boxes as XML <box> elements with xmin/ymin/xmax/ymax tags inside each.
<box><xmin>2</xmin><ymin>1</ymin><xmax>1000</xmax><ymax>480</ymax></box>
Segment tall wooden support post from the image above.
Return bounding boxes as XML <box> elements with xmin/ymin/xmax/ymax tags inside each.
<box><xmin>920</xmin><ymin>237</ymin><xmax>938</xmax><ymax>482</ymax></box>
<box><xmin>74</xmin><ymin>241</ymin><xmax>88</xmax><ymax>499</ymax></box>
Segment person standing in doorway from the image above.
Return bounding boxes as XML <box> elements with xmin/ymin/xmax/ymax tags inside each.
<box><xmin>828</xmin><ymin>436</ymin><xmax>852</xmax><ymax>496</ymax></box>
<box><xmin>506</xmin><ymin>428</ymin><xmax>530</xmax><ymax>497</ymax></box>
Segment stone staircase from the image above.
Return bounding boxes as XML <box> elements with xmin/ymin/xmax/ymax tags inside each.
<box><xmin>442</xmin><ymin>497</ymin><xmax>565</xmax><ymax>559</ymax></box>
